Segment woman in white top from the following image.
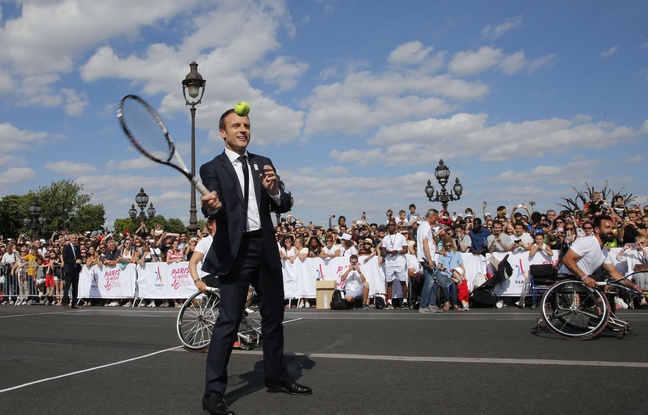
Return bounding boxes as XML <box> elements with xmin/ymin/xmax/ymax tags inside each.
<box><xmin>293</xmin><ymin>236</ymin><xmax>310</xmax><ymax>308</ymax></box>
<box><xmin>280</xmin><ymin>235</ymin><xmax>296</xmax><ymax>261</ymax></box>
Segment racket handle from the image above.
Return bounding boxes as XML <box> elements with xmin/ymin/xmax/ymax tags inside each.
<box><xmin>193</xmin><ymin>180</ymin><xmax>210</xmax><ymax>196</ymax></box>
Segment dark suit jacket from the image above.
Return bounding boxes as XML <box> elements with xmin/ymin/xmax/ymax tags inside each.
<box><xmin>199</xmin><ymin>151</ymin><xmax>292</xmax><ymax>276</ymax></box>
<box><xmin>62</xmin><ymin>243</ymin><xmax>81</xmax><ymax>274</ymax></box>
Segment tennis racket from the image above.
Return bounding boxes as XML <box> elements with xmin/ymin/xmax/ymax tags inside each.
<box><xmin>117</xmin><ymin>94</ymin><xmax>209</xmax><ymax>195</ymax></box>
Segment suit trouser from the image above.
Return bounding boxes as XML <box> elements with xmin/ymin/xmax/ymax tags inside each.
<box><xmin>63</xmin><ymin>271</ymin><xmax>79</xmax><ymax>306</ymax></box>
<box><xmin>205</xmin><ymin>234</ymin><xmax>288</xmax><ymax>396</ymax></box>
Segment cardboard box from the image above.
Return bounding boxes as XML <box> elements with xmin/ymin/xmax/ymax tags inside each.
<box><xmin>315</xmin><ymin>280</ymin><xmax>336</xmax><ymax>309</ymax></box>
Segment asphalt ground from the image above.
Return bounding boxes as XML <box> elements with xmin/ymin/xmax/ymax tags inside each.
<box><xmin>2</xmin><ymin>304</ymin><xmax>648</xmax><ymax>415</ymax></box>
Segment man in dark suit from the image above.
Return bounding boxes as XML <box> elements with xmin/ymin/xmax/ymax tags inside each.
<box><xmin>62</xmin><ymin>234</ymin><xmax>82</xmax><ymax>309</ymax></box>
<box><xmin>199</xmin><ymin>109</ymin><xmax>311</xmax><ymax>415</ymax></box>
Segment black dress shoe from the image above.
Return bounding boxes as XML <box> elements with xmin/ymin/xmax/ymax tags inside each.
<box><xmin>265</xmin><ymin>377</ymin><xmax>312</xmax><ymax>395</ymax></box>
<box><xmin>202</xmin><ymin>393</ymin><xmax>234</xmax><ymax>415</ymax></box>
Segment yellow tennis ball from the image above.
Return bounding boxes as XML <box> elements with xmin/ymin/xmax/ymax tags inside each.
<box><xmin>234</xmin><ymin>101</ymin><xmax>250</xmax><ymax>116</ymax></box>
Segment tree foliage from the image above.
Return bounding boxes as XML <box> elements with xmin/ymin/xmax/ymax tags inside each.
<box><xmin>0</xmin><ymin>180</ymin><xmax>105</xmax><ymax>239</ymax></box>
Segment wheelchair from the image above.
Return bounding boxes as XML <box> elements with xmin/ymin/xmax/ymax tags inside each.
<box><xmin>176</xmin><ymin>283</ymin><xmax>262</xmax><ymax>350</ymax></box>
<box><xmin>536</xmin><ymin>275</ymin><xmax>643</xmax><ymax>340</ymax></box>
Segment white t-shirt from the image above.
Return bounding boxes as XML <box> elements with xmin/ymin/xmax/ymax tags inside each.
<box><xmin>406</xmin><ymin>254</ymin><xmax>423</xmax><ymax>276</ymax></box>
<box><xmin>617</xmin><ymin>247</ymin><xmax>648</xmax><ymax>276</ymax></box>
<box><xmin>510</xmin><ymin>232</ymin><xmax>534</xmax><ymax>251</ymax></box>
<box><xmin>322</xmin><ymin>245</ymin><xmax>340</xmax><ymax>257</ymax></box>
<box><xmin>194</xmin><ymin>235</ymin><xmax>213</xmax><ymax>278</ymax></box>
<box><xmin>487</xmin><ymin>233</ymin><xmax>512</xmax><ymax>252</ymax></box>
<box><xmin>382</xmin><ymin>233</ymin><xmax>407</xmax><ymax>265</ymax></box>
<box><xmin>343</xmin><ymin>270</ymin><xmax>362</xmax><ymax>292</ymax></box>
<box><xmin>416</xmin><ymin>220</ymin><xmax>435</xmax><ymax>263</ymax></box>
<box><xmin>558</xmin><ymin>235</ymin><xmax>611</xmax><ymax>276</ymax></box>
<box><xmin>339</xmin><ymin>245</ymin><xmax>358</xmax><ymax>257</ymax></box>
<box><xmin>1</xmin><ymin>251</ymin><xmax>18</xmax><ymax>266</ymax></box>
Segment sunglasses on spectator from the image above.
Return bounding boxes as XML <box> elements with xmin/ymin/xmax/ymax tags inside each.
<box><xmin>583</xmin><ymin>226</ymin><xmax>593</xmax><ymax>230</ymax></box>
<box><xmin>350</xmin><ymin>262</ymin><xmax>358</xmax><ymax>265</ymax></box>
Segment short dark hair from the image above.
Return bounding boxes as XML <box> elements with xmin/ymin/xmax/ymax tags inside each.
<box><xmin>593</xmin><ymin>215</ymin><xmax>612</xmax><ymax>229</ymax></box>
<box><xmin>219</xmin><ymin>109</ymin><xmax>249</xmax><ymax>131</ymax></box>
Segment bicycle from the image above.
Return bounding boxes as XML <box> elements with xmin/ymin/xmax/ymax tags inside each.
<box><xmin>536</xmin><ymin>272</ymin><xmax>647</xmax><ymax>340</ymax></box>
<box><xmin>176</xmin><ymin>283</ymin><xmax>262</xmax><ymax>350</ymax></box>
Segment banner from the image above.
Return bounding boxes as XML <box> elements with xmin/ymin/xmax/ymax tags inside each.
<box><xmin>75</xmin><ymin>248</ymin><xmax>626</xmax><ymax>300</ymax></box>
<box><xmin>137</xmin><ymin>262</ymin><xmax>198</xmax><ymax>299</ymax></box>
<box><xmin>79</xmin><ymin>263</ymin><xmax>137</xmax><ymax>299</ymax></box>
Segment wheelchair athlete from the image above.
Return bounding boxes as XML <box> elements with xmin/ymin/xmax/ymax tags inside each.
<box><xmin>559</xmin><ymin>215</ymin><xmax>646</xmax><ymax>296</ymax></box>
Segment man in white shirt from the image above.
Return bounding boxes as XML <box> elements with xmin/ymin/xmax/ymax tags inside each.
<box><xmin>487</xmin><ymin>220</ymin><xmax>512</xmax><ymax>253</ymax></box>
<box><xmin>339</xmin><ymin>255</ymin><xmax>370</xmax><ymax>309</ymax></box>
<box><xmin>510</xmin><ymin>221</ymin><xmax>534</xmax><ymax>251</ymax></box>
<box><xmin>381</xmin><ymin>219</ymin><xmax>409</xmax><ymax>309</ymax></box>
<box><xmin>189</xmin><ymin>217</ymin><xmax>217</xmax><ymax>291</ymax></box>
<box><xmin>560</xmin><ymin>215</ymin><xmax>645</xmax><ymax>296</ymax></box>
<box><xmin>416</xmin><ymin>209</ymin><xmax>441</xmax><ymax>313</ymax></box>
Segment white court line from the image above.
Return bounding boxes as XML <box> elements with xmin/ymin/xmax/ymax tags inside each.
<box><xmin>0</xmin><ymin>317</ymin><xmax>303</xmax><ymax>393</ymax></box>
<box><xmin>0</xmin><ymin>345</ymin><xmax>182</xmax><ymax>394</ymax></box>
<box><xmin>235</xmin><ymin>351</ymin><xmax>648</xmax><ymax>369</ymax></box>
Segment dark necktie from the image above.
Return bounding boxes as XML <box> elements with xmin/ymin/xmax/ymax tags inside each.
<box><xmin>239</xmin><ymin>155</ymin><xmax>249</xmax><ymax>209</ymax></box>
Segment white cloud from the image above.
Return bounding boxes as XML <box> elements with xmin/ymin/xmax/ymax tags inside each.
<box><xmin>327</xmin><ymin>113</ymin><xmax>646</xmax><ymax>167</ymax></box>
<box><xmin>449</xmin><ymin>46</ymin><xmax>503</xmax><ymax>76</ymax></box>
<box><xmin>44</xmin><ymin>161</ymin><xmax>98</xmax><ymax>176</ymax></box>
<box><xmin>449</xmin><ymin>47</ymin><xmax>555</xmax><ymax>76</ymax></box>
<box><xmin>0</xmin><ymin>123</ymin><xmax>48</xmax><ymax>151</ymax></box>
<box><xmin>600</xmin><ymin>46</ymin><xmax>618</xmax><ymax>58</ymax></box>
<box><xmin>0</xmin><ymin>0</ymin><xmax>199</xmax><ymax>110</ymax></box>
<box><xmin>249</xmin><ymin>56</ymin><xmax>310</xmax><ymax>92</ymax></box>
<box><xmin>388</xmin><ymin>41</ymin><xmax>434</xmax><ymax>65</ymax></box>
<box><xmin>0</xmin><ymin>167</ymin><xmax>38</xmax><ymax>184</ymax></box>
<box><xmin>482</xmin><ymin>16</ymin><xmax>523</xmax><ymax>40</ymax></box>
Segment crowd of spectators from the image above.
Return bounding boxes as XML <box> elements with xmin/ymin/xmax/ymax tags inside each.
<box><xmin>1</xmin><ymin>195</ymin><xmax>647</xmax><ymax>310</ymax></box>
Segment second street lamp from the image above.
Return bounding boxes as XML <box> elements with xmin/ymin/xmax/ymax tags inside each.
<box><xmin>182</xmin><ymin>61</ymin><xmax>206</xmax><ymax>235</ymax></box>
<box><xmin>424</xmin><ymin>159</ymin><xmax>463</xmax><ymax>212</ymax></box>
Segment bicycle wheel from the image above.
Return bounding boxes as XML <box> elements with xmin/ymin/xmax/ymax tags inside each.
<box><xmin>541</xmin><ymin>279</ymin><xmax>610</xmax><ymax>340</ymax></box>
<box><xmin>177</xmin><ymin>289</ymin><xmax>220</xmax><ymax>350</ymax></box>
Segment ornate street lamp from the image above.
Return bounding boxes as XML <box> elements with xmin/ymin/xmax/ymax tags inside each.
<box><xmin>424</xmin><ymin>159</ymin><xmax>463</xmax><ymax>212</ymax></box>
<box><xmin>182</xmin><ymin>61</ymin><xmax>206</xmax><ymax>235</ymax></box>
<box><xmin>147</xmin><ymin>203</ymin><xmax>156</xmax><ymax>219</ymax></box>
<box><xmin>128</xmin><ymin>204</ymin><xmax>137</xmax><ymax>220</ymax></box>
<box><xmin>134</xmin><ymin>188</ymin><xmax>149</xmax><ymax>222</ymax></box>
<box><xmin>24</xmin><ymin>201</ymin><xmax>44</xmax><ymax>239</ymax></box>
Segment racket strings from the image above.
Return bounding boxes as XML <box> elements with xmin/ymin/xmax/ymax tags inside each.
<box><xmin>120</xmin><ymin>97</ymin><xmax>173</xmax><ymax>162</ymax></box>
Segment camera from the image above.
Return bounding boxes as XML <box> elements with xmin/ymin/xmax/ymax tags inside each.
<box><xmin>514</xmin><ymin>239</ymin><xmax>521</xmax><ymax>244</ymax></box>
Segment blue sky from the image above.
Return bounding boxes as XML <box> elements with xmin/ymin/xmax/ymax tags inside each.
<box><xmin>0</xmin><ymin>0</ymin><xmax>647</xmax><ymax>229</ymax></box>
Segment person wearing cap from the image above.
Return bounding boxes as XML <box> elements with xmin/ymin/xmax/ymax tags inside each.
<box><xmin>357</xmin><ymin>238</ymin><xmax>377</xmax><ymax>263</ymax></box>
<box><xmin>338</xmin><ymin>233</ymin><xmax>358</xmax><ymax>257</ymax></box>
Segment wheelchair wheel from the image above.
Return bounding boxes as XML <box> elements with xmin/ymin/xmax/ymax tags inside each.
<box><xmin>541</xmin><ymin>279</ymin><xmax>610</xmax><ymax>340</ymax></box>
<box><xmin>177</xmin><ymin>289</ymin><xmax>220</xmax><ymax>350</ymax></box>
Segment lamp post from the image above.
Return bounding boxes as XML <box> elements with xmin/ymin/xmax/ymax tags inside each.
<box><xmin>147</xmin><ymin>203</ymin><xmax>156</xmax><ymax>219</ymax></box>
<box><xmin>424</xmin><ymin>159</ymin><xmax>463</xmax><ymax>212</ymax></box>
<box><xmin>23</xmin><ymin>201</ymin><xmax>44</xmax><ymax>239</ymax></box>
<box><xmin>182</xmin><ymin>61</ymin><xmax>206</xmax><ymax>235</ymax></box>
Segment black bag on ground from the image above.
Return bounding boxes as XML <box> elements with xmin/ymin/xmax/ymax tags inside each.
<box><xmin>330</xmin><ymin>289</ymin><xmax>347</xmax><ymax>310</ymax></box>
